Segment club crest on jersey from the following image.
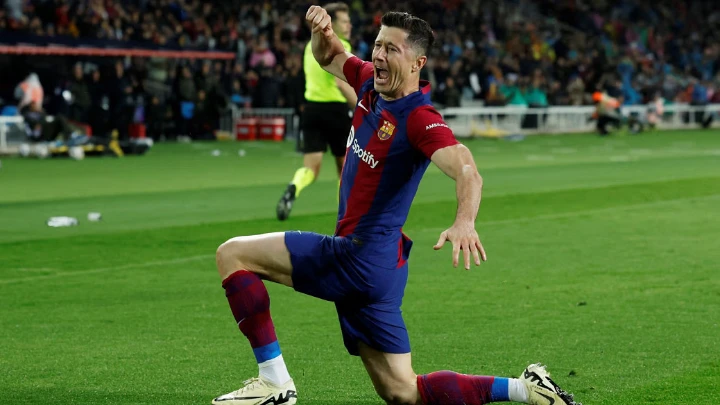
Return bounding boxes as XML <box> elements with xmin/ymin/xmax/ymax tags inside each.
<box><xmin>377</xmin><ymin>121</ymin><xmax>395</xmax><ymax>140</ymax></box>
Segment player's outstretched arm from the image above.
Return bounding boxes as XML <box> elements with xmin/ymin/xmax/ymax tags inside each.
<box><xmin>306</xmin><ymin>5</ymin><xmax>353</xmax><ymax>82</ymax></box>
<box><xmin>431</xmin><ymin>144</ymin><xmax>487</xmax><ymax>269</ymax></box>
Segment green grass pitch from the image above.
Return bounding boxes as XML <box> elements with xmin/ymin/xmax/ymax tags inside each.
<box><xmin>1</xmin><ymin>130</ymin><xmax>719</xmax><ymax>404</ymax></box>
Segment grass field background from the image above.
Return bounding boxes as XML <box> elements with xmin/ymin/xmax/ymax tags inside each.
<box><xmin>1</xmin><ymin>130</ymin><xmax>719</xmax><ymax>404</ymax></box>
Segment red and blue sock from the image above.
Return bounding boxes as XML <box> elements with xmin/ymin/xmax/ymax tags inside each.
<box><xmin>222</xmin><ymin>270</ymin><xmax>280</xmax><ymax>363</ymax></box>
<box><xmin>417</xmin><ymin>371</ymin><xmax>512</xmax><ymax>404</ymax></box>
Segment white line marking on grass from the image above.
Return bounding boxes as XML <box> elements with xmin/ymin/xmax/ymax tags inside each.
<box><xmin>5</xmin><ymin>195</ymin><xmax>720</xmax><ymax>284</ymax></box>
<box><xmin>610</xmin><ymin>155</ymin><xmax>633</xmax><ymax>162</ymax></box>
<box><xmin>519</xmin><ymin>145</ymin><xmax>539</xmax><ymax>150</ymax></box>
<box><xmin>551</xmin><ymin>148</ymin><xmax>577</xmax><ymax>154</ymax></box>
<box><xmin>666</xmin><ymin>148</ymin><xmax>701</xmax><ymax>154</ymax></box>
<box><xmin>526</xmin><ymin>155</ymin><xmax>555</xmax><ymax>161</ymax></box>
<box><xmin>413</xmin><ymin>194</ymin><xmax>720</xmax><ymax>235</ymax></box>
<box><xmin>9</xmin><ymin>267</ymin><xmax>59</xmax><ymax>273</ymax></box>
<box><xmin>671</xmin><ymin>141</ymin><xmax>696</xmax><ymax>148</ymax></box>
<box><xmin>0</xmin><ymin>254</ymin><xmax>214</xmax><ymax>285</ymax></box>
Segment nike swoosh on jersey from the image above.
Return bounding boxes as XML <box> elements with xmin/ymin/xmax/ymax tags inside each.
<box><xmin>357</xmin><ymin>100</ymin><xmax>368</xmax><ymax>112</ymax></box>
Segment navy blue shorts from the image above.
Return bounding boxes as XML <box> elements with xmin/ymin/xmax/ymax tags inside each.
<box><xmin>285</xmin><ymin>231</ymin><xmax>410</xmax><ymax>356</ymax></box>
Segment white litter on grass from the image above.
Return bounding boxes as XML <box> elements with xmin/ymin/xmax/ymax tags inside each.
<box><xmin>211</xmin><ymin>149</ymin><xmax>221</xmax><ymax>156</ymax></box>
<box><xmin>46</xmin><ymin>216</ymin><xmax>78</xmax><ymax>227</ymax></box>
<box><xmin>238</xmin><ymin>149</ymin><xmax>246</xmax><ymax>157</ymax></box>
<box><xmin>88</xmin><ymin>212</ymin><xmax>102</xmax><ymax>222</ymax></box>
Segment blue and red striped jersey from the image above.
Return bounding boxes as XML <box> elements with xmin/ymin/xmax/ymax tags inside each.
<box><xmin>335</xmin><ymin>56</ymin><xmax>459</xmax><ymax>266</ymax></box>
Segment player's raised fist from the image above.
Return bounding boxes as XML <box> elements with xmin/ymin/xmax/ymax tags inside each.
<box><xmin>306</xmin><ymin>5</ymin><xmax>334</xmax><ymax>38</ymax></box>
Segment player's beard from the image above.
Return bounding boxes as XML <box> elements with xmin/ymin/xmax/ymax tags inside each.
<box><xmin>375</xmin><ymin>69</ymin><xmax>402</xmax><ymax>100</ymax></box>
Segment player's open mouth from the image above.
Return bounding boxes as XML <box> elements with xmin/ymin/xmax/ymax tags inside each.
<box><xmin>375</xmin><ymin>66</ymin><xmax>389</xmax><ymax>85</ymax></box>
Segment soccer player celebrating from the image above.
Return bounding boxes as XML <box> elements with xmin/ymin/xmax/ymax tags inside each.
<box><xmin>276</xmin><ymin>2</ymin><xmax>357</xmax><ymax>221</ymax></box>
<box><xmin>212</xmin><ymin>6</ymin><xmax>581</xmax><ymax>405</ymax></box>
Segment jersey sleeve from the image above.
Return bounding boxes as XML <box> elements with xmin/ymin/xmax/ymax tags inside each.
<box><xmin>342</xmin><ymin>56</ymin><xmax>374</xmax><ymax>94</ymax></box>
<box><xmin>407</xmin><ymin>106</ymin><xmax>460</xmax><ymax>159</ymax></box>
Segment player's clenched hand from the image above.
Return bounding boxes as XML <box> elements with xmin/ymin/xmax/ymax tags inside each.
<box><xmin>434</xmin><ymin>221</ymin><xmax>487</xmax><ymax>270</ymax></box>
<box><xmin>306</xmin><ymin>6</ymin><xmax>334</xmax><ymax>38</ymax></box>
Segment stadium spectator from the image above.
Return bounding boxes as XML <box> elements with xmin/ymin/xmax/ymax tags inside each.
<box><xmin>251</xmin><ymin>64</ymin><xmax>282</xmax><ymax>108</ymax></box>
<box><xmin>178</xmin><ymin>66</ymin><xmax>197</xmax><ymax>102</ymax></box>
<box><xmin>438</xmin><ymin>76</ymin><xmax>461</xmax><ymax>108</ymax></box>
<box><xmin>249</xmin><ymin>36</ymin><xmax>277</xmax><ymax>70</ymax></box>
<box><xmin>87</xmin><ymin>67</ymin><xmax>109</xmax><ymax>135</ymax></box>
<box><xmin>177</xmin><ymin>66</ymin><xmax>197</xmax><ymax>136</ymax></box>
<box><xmin>282</xmin><ymin>55</ymin><xmax>306</xmax><ymax>114</ymax></box>
<box><xmin>145</xmin><ymin>95</ymin><xmax>166</xmax><ymax>141</ymax></box>
<box><xmin>192</xmin><ymin>89</ymin><xmax>214</xmax><ymax>139</ymax></box>
<box><xmin>1</xmin><ymin>0</ymin><xmax>718</xmax><ymax>140</ymax></box>
<box><xmin>67</xmin><ymin>63</ymin><xmax>91</xmax><ymax>123</ymax></box>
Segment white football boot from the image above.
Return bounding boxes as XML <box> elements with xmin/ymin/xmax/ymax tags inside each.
<box><xmin>212</xmin><ymin>377</ymin><xmax>297</xmax><ymax>405</ymax></box>
<box><xmin>521</xmin><ymin>363</ymin><xmax>581</xmax><ymax>405</ymax></box>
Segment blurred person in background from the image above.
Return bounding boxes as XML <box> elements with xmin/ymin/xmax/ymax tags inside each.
<box><xmin>177</xmin><ymin>65</ymin><xmax>197</xmax><ymax>137</ymax></box>
<box><xmin>282</xmin><ymin>55</ymin><xmax>306</xmax><ymax>115</ymax></box>
<box><xmin>646</xmin><ymin>91</ymin><xmax>665</xmax><ymax>130</ymax></box>
<box><xmin>15</xmin><ymin>73</ymin><xmax>44</xmax><ymax>111</ymax></box>
<box><xmin>67</xmin><ymin>63</ymin><xmax>91</xmax><ymax>124</ymax></box>
<box><xmin>145</xmin><ymin>95</ymin><xmax>167</xmax><ymax>141</ymax></box>
<box><xmin>192</xmin><ymin>89</ymin><xmax>215</xmax><ymax>139</ymax></box>
<box><xmin>590</xmin><ymin>90</ymin><xmax>623</xmax><ymax>135</ymax></box>
<box><xmin>107</xmin><ymin>61</ymin><xmax>131</xmax><ymax>137</ymax></box>
<box><xmin>4</xmin><ymin>0</ymin><xmax>718</xmax><ymax>122</ymax></box>
<box><xmin>567</xmin><ymin>75</ymin><xmax>586</xmax><ymax>106</ymax></box>
<box><xmin>276</xmin><ymin>2</ymin><xmax>357</xmax><ymax>221</ymax></box>
<box><xmin>438</xmin><ymin>76</ymin><xmax>461</xmax><ymax>108</ymax></box>
<box><xmin>18</xmin><ymin>98</ymin><xmax>102</xmax><ymax>159</ymax></box>
<box><xmin>252</xmin><ymin>64</ymin><xmax>282</xmax><ymax>108</ymax></box>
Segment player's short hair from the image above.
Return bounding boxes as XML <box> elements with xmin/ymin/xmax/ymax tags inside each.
<box><xmin>380</xmin><ymin>11</ymin><xmax>435</xmax><ymax>56</ymax></box>
<box><xmin>324</xmin><ymin>2</ymin><xmax>350</xmax><ymax>19</ymax></box>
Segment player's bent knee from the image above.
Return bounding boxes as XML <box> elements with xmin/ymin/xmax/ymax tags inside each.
<box><xmin>216</xmin><ymin>237</ymin><xmax>254</xmax><ymax>280</ymax></box>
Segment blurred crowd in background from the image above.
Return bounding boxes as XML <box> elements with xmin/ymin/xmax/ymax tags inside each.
<box><xmin>1</xmin><ymin>0</ymin><xmax>719</xmax><ymax>139</ymax></box>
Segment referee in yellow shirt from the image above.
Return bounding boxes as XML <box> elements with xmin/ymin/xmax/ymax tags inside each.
<box><xmin>277</xmin><ymin>2</ymin><xmax>357</xmax><ymax>221</ymax></box>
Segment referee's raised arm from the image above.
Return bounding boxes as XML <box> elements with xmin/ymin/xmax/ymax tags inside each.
<box><xmin>306</xmin><ymin>5</ymin><xmax>354</xmax><ymax>82</ymax></box>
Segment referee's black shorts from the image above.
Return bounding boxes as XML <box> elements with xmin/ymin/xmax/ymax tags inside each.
<box><xmin>301</xmin><ymin>101</ymin><xmax>352</xmax><ymax>157</ymax></box>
